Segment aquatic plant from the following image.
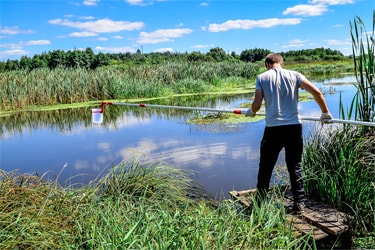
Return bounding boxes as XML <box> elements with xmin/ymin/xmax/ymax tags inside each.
<box><xmin>302</xmin><ymin>13</ymin><xmax>375</xmax><ymax>249</ymax></box>
<box><xmin>350</xmin><ymin>12</ymin><xmax>375</xmax><ymax>123</ymax></box>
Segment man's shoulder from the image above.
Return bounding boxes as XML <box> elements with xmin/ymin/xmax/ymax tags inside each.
<box><xmin>258</xmin><ymin>70</ymin><xmax>274</xmax><ymax>78</ymax></box>
<box><xmin>279</xmin><ymin>68</ymin><xmax>297</xmax><ymax>73</ymax></box>
<box><xmin>280</xmin><ymin>68</ymin><xmax>305</xmax><ymax>77</ymax></box>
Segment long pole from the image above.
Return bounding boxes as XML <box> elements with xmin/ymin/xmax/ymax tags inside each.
<box><xmin>101</xmin><ymin>102</ymin><xmax>375</xmax><ymax>127</ymax></box>
<box><xmin>300</xmin><ymin>116</ymin><xmax>375</xmax><ymax>127</ymax></box>
<box><xmin>102</xmin><ymin>102</ymin><xmax>245</xmax><ymax>114</ymax></box>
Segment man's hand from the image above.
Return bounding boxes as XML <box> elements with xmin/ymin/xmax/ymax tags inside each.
<box><xmin>246</xmin><ymin>109</ymin><xmax>256</xmax><ymax>117</ymax></box>
<box><xmin>320</xmin><ymin>112</ymin><xmax>333</xmax><ymax>125</ymax></box>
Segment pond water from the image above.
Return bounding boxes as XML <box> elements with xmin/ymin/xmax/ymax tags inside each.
<box><xmin>0</xmin><ymin>75</ymin><xmax>357</xmax><ymax>199</ymax></box>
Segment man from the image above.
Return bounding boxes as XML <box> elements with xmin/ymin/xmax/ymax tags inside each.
<box><xmin>246</xmin><ymin>53</ymin><xmax>332</xmax><ymax>213</ymax></box>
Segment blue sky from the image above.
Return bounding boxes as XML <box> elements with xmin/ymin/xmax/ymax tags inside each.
<box><xmin>0</xmin><ymin>0</ymin><xmax>373</xmax><ymax>60</ymax></box>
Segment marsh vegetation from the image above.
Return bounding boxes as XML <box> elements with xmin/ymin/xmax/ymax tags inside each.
<box><xmin>0</xmin><ymin>13</ymin><xmax>374</xmax><ymax>250</ymax></box>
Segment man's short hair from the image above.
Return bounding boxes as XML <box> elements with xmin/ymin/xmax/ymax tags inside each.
<box><xmin>265</xmin><ymin>53</ymin><xmax>284</xmax><ymax>65</ymax></box>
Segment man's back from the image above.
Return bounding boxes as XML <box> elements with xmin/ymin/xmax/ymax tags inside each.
<box><xmin>256</xmin><ymin>67</ymin><xmax>305</xmax><ymax>127</ymax></box>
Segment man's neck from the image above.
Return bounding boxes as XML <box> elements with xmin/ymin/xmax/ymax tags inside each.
<box><xmin>272</xmin><ymin>63</ymin><xmax>283</xmax><ymax>68</ymax></box>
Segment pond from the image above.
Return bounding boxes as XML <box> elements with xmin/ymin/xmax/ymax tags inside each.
<box><xmin>0</xmin><ymin>75</ymin><xmax>357</xmax><ymax>199</ymax></box>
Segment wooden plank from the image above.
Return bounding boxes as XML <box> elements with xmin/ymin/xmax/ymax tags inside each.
<box><xmin>229</xmin><ymin>189</ymin><xmax>256</xmax><ymax>197</ymax></box>
<box><xmin>285</xmin><ymin>214</ymin><xmax>329</xmax><ymax>240</ymax></box>
<box><xmin>229</xmin><ymin>191</ymin><xmax>253</xmax><ymax>207</ymax></box>
<box><xmin>229</xmin><ymin>188</ymin><xmax>352</xmax><ymax>241</ymax></box>
<box><xmin>301</xmin><ymin>200</ymin><xmax>350</xmax><ymax>235</ymax></box>
<box><xmin>281</xmin><ymin>191</ymin><xmax>350</xmax><ymax>235</ymax></box>
<box><xmin>229</xmin><ymin>190</ymin><xmax>330</xmax><ymax>241</ymax></box>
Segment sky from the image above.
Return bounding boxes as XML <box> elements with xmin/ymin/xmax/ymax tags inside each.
<box><xmin>0</xmin><ymin>0</ymin><xmax>373</xmax><ymax>60</ymax></box>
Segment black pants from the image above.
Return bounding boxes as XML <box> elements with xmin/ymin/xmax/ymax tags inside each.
<box><xmin>256</xmin><ymin>124</ymin><xmax>305</xmax><ymax>203</ymax></box>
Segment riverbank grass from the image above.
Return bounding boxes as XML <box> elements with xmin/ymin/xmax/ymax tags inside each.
<box><xmin>0</xmin><ymin>158</ymin><xmax>311</xmax><ymax>249</ymax></box>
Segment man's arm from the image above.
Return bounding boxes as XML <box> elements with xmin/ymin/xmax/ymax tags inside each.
<box><xmin>300</xmin><ymin>79</ymin><xmax>329</xmax><ymax>113</ymax></box>
<box><xmin>300</xmin><ymin>79</ymin><xmax>333</xmax><ymax>124</ymax></box>
<box><xmin>252</xmin><ymin>89</ymin><xmax>263</xmax><ymax>113</ymax></box>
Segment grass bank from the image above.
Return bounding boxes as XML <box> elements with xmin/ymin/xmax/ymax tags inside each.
<box><xmin>0</xmin><ymin>157</ymin><xmax>312</xmax><ymax>249</ymax></box>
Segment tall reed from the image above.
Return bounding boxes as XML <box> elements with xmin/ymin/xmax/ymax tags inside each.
<box><xmin>350</xmin><ymin>12</ymin><xmax>375</xmax><ymax>123</ymax></box>
<box><xmin>302</xmin><ymin>13</ymin><xmax>375</xmax><ymax>248</ymax></box>
<box><xmin>303</xmin><ymin>127</ymin><xmax>374</xmax><ymax>230</ymax></box>
<box><xmin>0</xmin><ymin>61</ymin><xmax>258</xmax><ymax>111</ymax></box>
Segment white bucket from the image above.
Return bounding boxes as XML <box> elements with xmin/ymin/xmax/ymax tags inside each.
<box><xmin>92</xmin><ymin>108</ymin><xmax>103</xmax><ymax>124</ymax></box>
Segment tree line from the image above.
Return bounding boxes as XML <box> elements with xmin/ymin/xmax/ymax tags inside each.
<box><xmin>0</xmin><ymin>47</ymin><xmax>347</xmax><ymax>72</ymax></box>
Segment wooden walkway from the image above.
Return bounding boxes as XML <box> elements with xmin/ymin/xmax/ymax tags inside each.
<box><xmin>229</xmin><ymin>187</ymin><xmax>353</xmax><ymax>246</ymax></box>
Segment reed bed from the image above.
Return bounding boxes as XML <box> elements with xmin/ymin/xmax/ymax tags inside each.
<box><xmin>0</xmin><ymin>157</ymin><xmax>312</xmax><ymax>249</ymax></box>
<box><xmin>0</xmin><ymin>61</ymin><xmax>258</xmax><ymax>111</ymax></box>
<box><xmin>302</xmin><ymin>14</ymin><xmax>374</xmax><ymax>248</ymax></box>
<box><xmin>350</xmin><ymin>14</ymin><xmax>374</xmax><ymax>123</ymax></box>
<box><xmin>303</xmin><ymin>126</ymin><xmax>375</xmax><ymax>227</ymax></box>
<box><xmin>302</xmin><ymin>126</ymin><xmax>375</xmax><ymax>248</ymax></box>
<box><xmin>287</xmin><ymin>60</ymin><xmax>353</xmax><ymax>76</ymax></box>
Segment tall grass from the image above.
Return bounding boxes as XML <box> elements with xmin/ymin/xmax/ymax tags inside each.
<box><xmin>303</xmin><ymin>127</ymin><xmax>374</xmax><ymax>229</ymax></box>
<box><xmin>288</xmin><ymin>60</ymin><xmax>353</xmax><ymax>77</ymax></box>
<box><xmin>0</xmin><ymin>61</ymin><xmax>258</xmax><ymax>111</ymax></box>
<box><xmin>0</xmin><ymin>156</ymin><xmax>312</xmax><ymax>249</ymax></box>
<box><xmin>302</xmin><ymin>12</ymin><xmax>375</xmax><ymax>249</ymax></box>
<box><xmin>350</xmin><ymin>12</ymin><xmax>375</xmax><ymax>122</ymax></box>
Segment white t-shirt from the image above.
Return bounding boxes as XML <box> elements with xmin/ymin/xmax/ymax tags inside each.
<box><xmin>256</xmin><ymin>67</ymin><xmax>305</xmax><ymax>127</ymax></box>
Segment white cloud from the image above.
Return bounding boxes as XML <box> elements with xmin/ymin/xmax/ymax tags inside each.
<box><xmin>283</xmin><ymin>4</ymin><xmax>328</xmax><ymax>16</ymax></box>
<box><xmin>324</xmin><ymin>39</ymin><xmax>351</xmax><ymax>45</ymax></box>
<box><xmin>208</xmin><ymin>18</ymin><xmax>301</xmax><ymax>32</ymax></box>
<box><xmin>137</xmin><ymin>28</ymin><xmax>193</xmax><ymax>44</ymax></box>
<box><xmin>125</xmin><ymin>0</ymin><xmax>168</xmax><ymax>6</ymax></box>
<box><xmin>80</xmin><ymin>16</ymin><xmax>95</xmax><ymax>20</ymax></box>
<box><xmin>309</xmin><ymin>0</ymin><xmax>354</xmax><ymax>5</ymax></box>
<box><xmin>126</xmin><ymin>0</ymin><xmax>144</xmax><ymax>5</ymax></box>
<box><xmin>283</xmin><ymin>0</ymin><xmax>354</xmax><ymax>17</ymax></box>
<box><xmin>25</xmin><ymin>40</ymin><xmax>51</xmax><ymax>45</ymax></box>
<box><xmin>191</xmin><ymin>44</ymin><xmax>215</xmax><ymax>49</ymax></box>
<box><xmin>200</xmin><ymin>26</ymin><xmax>207</xmax><ymax>31</ymax></box>
<box><xmin>68</xmin><ymin>31</ymin><xmax>98</xmax><ymax>37</ymax></box>
<box><xmin>0</xmin><ymin>42</ymin><xmax>22</xmax><ymax>49</ymax></box>
<box><xmin>154</xmin><ymin>47</ymin><xmax>174</xmax><ymax>53</ymax></box>
<box><xmin>0</xmin><ymin>40</ymin><xmax>51</xmax><ymax>49</ymax></box>
<box><xmin>125</xmin><ymin>0</ymin><xmax>154</xmax><ymax>6</ymax></box>
<box><xmin>49</xmin><ymin>18</ymin><xmax>144</xmax><ymax>33</ymax></box>
<box><xmin>0</xmin><ymin>26</ymin><xmax>35</xmax><ymax>35</ymax></box>
<box><xmin>282</xmin><ymin>39</ymin><xmax>310</xmax><ymax>48</ymax></box>
<box><xmin>0</xmin><ymin>49</ymin><xmax>29</xmax><ymax>58</ymax></box>
<box><xmin>83</xmin><ymin>0</ymin><xmax>99</xmax><ymax>6</ymax></box>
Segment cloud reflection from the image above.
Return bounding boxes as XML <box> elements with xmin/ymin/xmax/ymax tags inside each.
<box><xmin>112</xmin><ymin>135</ymin><xmax>261</xmax><ymax>173</ymax></box>
<box><xmin>74</xmin><ymin>160</ymin><xmax>90</xmax><ymax>170</ymax></box>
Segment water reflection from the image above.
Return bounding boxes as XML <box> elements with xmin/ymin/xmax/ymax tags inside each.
<box><xmin>0</xmin><ymin>76</ymin><xmax>358</xmax><ymax>199</ymax></box>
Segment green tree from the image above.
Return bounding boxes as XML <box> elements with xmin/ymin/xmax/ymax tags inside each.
<box><xmin>19</xmin><ymin>56</ymin><xmax>32</xmax><ymax>70</ymax></box>
<box><xmin>5</xmin><ymin>59</ymin><xmax>20</xmax><ymax>71</ymax></box>
<box><xmin>31</xmin><ymin>54</ymin><xmax>48</xmax><ymax>69</ymax></box>
<box><xmin>91</xmin><ymin>52</ymin><xmax>110</xmax><ymax>69</ymax></box>
<box><xmin>206</xmin><ymin>47</ymin><xmax>227</xmax><ymax>62</ymax></box>
<box><xmin>187</xmin><ymin>51</ymin><xmax>207</xmax><ymax>62</ymax></box>
<box><xmin>240</xmin><ymin>48</ymin><xmax>271</xmax><ymax>62</ymax></box>
<box><xmin>48</xmin><ymin>50</ymin><xmax>65</xmax><ymax>69</ymax></box>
